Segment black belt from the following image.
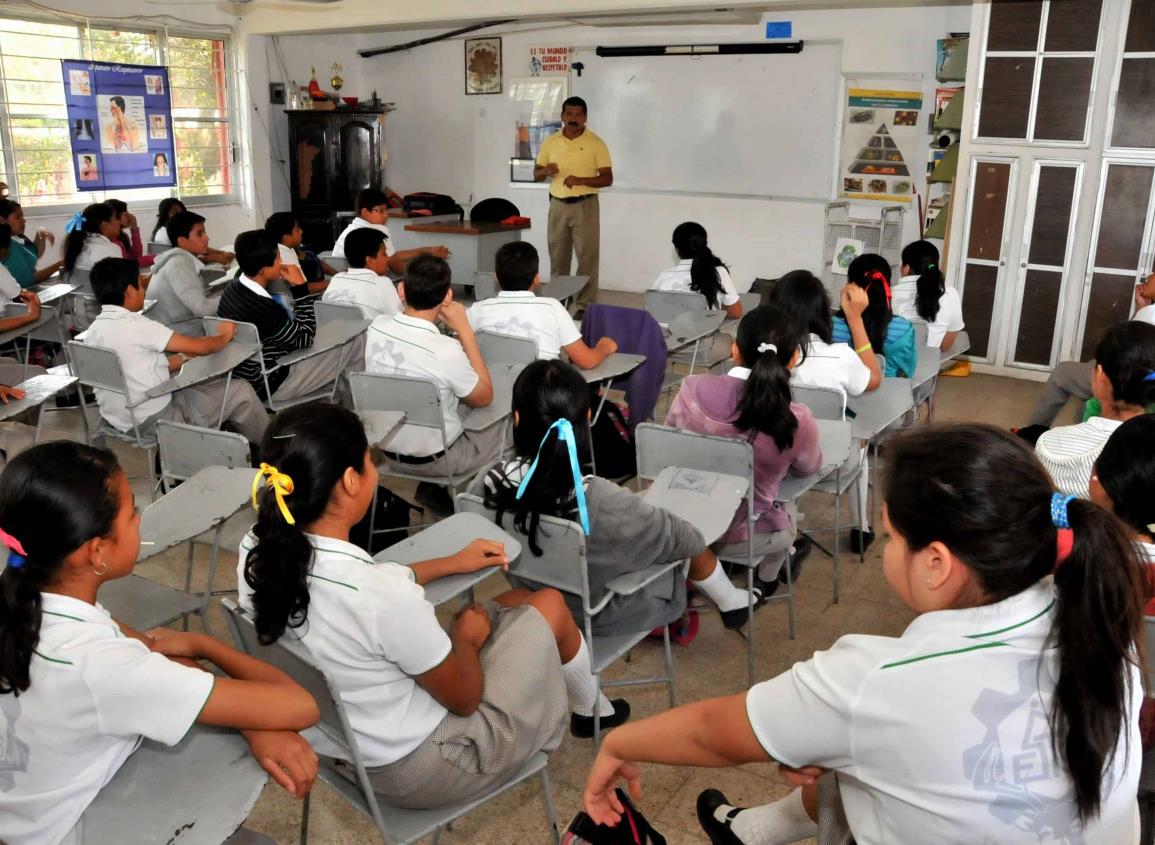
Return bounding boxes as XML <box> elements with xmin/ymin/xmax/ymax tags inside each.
<box><xmin>383</xmin><ymin>449</ymin><xmax>445</xmax><ymax>465</ymax></box>
<box><xmin>551</xmin><ymin>194</ymin><xmax>594</xmax><ymax>204</ymax></box>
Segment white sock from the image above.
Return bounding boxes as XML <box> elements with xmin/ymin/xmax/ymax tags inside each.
<box><xmin>716</xmin><ymin>789</ymin><xmax>817</xmax><ymax>845</ymax></box>
<box><xmin>561</xmin><ymin>637</ymin><xmax>615</xmax><ymax>717</ymax></box>
<box><xmin>756</xmin><ymin>552</ymin><xmax>788</xmax><ymax>583</ymax></box>
<box><xmin>691</xmin><ymin>563</ymin><xmax>755</xmax><ymax>612</ymax></box>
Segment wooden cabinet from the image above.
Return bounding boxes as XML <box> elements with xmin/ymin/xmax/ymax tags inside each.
<box><xmin>287</xmin><ymin>109</ymin><xmax>386</xmax><ymax>251</ymax></box>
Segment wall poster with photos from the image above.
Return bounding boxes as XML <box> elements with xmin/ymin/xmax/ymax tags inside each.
<box><xmin>509</xmin><ymin>75</ymin><xmax>568</xmax><ymax>181</ymax></box>
<box><xmin>62</xmin><ymin>59</ymin><xmax>176</xmax><ymax>191</ymax></box>
<box><xmin>839</xmin><ymin>79</ymin><xmax>923</xmax><ymax>203</ymax></box>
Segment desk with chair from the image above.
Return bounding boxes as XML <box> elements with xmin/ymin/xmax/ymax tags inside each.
<box><xmin>357</xmin><ymin>409</ymin><xmax>406</xmax><ymax>449</ymax></box>
<box><xmin>462</xmin><ymin>362</ymin><xmax>524</xmax><ymax>432</ymax></box>
<box><xmin>403</xmin><ymin>220</ymin><xmax>531</xmax><ymax>285</ymax></box>
<box><xmin>847</xmin><ymin>377</ymin><xmax>914</xmax><ymax>442</ymax></box>
<box><xmin>377</xmin><ymin>511</ymin><xmax>522</xmax><ymax>607</ymax></box>
<box><xmin>580</xmin><ymin>353</ymin><xmax>646</xmax><ymax>424</ymax></box>
<box><xmin>538</xmin><ymin>275</ymin><xmax>588</xmax><ymax>307</ymax></box>
<box><xmin>144</xmin><ymin>331</ymin><xmax>262</xmax><ymax>428</ymax></box>
<box><xmin>0</xmin><ymin>372</ymin><xmax>79</xmax><ymax>444</ymax></box>
<box><xmin>79</xmin><ymin>725</ymin><xmax>267</xmax><ymax>845</ymax></box>
<box><xmin>641</xmin><ymin>466</ymin><xmax>749</xmax><ymax>547</ymax></box>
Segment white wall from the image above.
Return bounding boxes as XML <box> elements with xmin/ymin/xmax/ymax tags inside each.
<box><xmin>280</xmin><ymin>4</ymin><xmax>970</xmax><ymax>292</ymax></box>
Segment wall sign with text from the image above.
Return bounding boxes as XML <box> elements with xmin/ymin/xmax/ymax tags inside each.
<box><xmin>61</xmin><ymin>59</ymin><xmax>176</xmax><ymax>191</ymax></box>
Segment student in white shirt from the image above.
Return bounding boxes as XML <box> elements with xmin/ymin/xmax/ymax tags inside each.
<box><xmin>239</xmin><ymin>404</ymin><xmax>616</xmax><ymax>806</ymax></box>
<box><xmin>468</xmin><ymin>241</ymin><xmax>616</xmax><ymax>366</ymax></box>
<box><xmin>768</xmin><ymin>269</ymin><xmax>881</xmax><ymax>551</ymax></box>
<box><xmin>0</xmin><ymin>441</ymin><xmax>320</xmax><ymax>845</ymax></box>
<box><xmin>1036</xmin><ymin>320</ymin><xmax>1155</xmax><ymax>497</ymax></box>
<box><xmin>83</xmin><ymin>257</ymin><xmax>269</xmax><ymax>445</ymax></box>
<box><xmin>62</xmin><ymin>202</ymin><xmax>123</xmax><ymax>276</ymax></box>
<box><xmin>651</xmin><ymin>221</ymin><xmax>743</xmax><ymax>318</ymax></box>
<box><xmin>331</xmin><ymin>188</ymin><xmax>448</xmax><ymax>273</ymax></box>
<box><xmin>322</xmin><ymin>227</ymin><xmax>400</xmax><ymax>319</ymax></box>
<box><xmin>583</xmin><ymin>424</ymin><xmax>1145</xmax><ymax>845</ymax></box>
<box><xmin>891</xmin><ymin>239</ymin><xmax>965</xmax><ymax>352</ymax></box>
<box><xmin>364</xmin><ymin>255</ymin><xmax>500</xmax><ymax>513</ymax></box>
<box><xmin>265</xmin><ymin>211</ymin><xmax>327</xmax><ymax>296</ymax></box>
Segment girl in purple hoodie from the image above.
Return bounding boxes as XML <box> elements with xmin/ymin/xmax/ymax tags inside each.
<box><xmin>667</xmin><ymin>305</ymin><xmax>822</xmax><ymax>593</ymax></box>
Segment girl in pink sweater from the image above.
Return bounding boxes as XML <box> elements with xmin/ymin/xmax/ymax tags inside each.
<box><xmin>667</xmin><ymin>305</ymin><xmax>822</xmax><ymax>592</ymax></box>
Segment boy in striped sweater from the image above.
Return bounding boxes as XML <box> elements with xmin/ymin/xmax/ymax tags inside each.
<box><xmin>217</xmin><ymin>229</ymin><xmax>362</xmax><ymax>404</ymax></box>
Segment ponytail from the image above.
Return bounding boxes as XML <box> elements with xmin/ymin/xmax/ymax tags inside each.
<box><xmin>63</xmin><ymin>202</ymin><xmax>115</xmax><ymax>273</ymax></box>
<box><xmin>672</xmin><ymin>221</ymin><xmax>727</xmax><ymax>310</ymax></box>
<box><xmin>732</xmin><ymin>305</ymin><xmax>806</xmax><ymax>450</ymax></box>
<box><xmin>243</xmin><ymin>404</ymin><xmax>369</xmax><ymax>645</ymax></box>
<box><xmin>152</xmin><ymin>198</ymin><xmax>186</xmax><ymax>241</ymax></box>
<box><xmin>844</xmin><ymin>253</ymin><xmax>894</xmax><ymax>354</ymax></box>
<box><xmin>902</xmin><ymin>240</ymin><xmax>944</xmax><ymax>323</ymax></box>
<box><xmin>885</xmin><ymin>425</ymin><xmax>1144</xmax><ymax>824</ymax></box>
<box><xmin>483</xmin><ymin>360</ymin><xmax>591</xmax><ymax>555</ymax></box>
<box><xmin>0</xmin><ymin>442</ymin><xmax>121</xmax><ymax>694</ymax></box>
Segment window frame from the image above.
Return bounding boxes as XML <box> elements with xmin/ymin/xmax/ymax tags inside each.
<box><xmin>973</xmin><ymin>0</ymin><xmax>1106</xmax><ymax>148</ymax></box>
<box><xmin>0</xmin><ymin>12</ymin><xmax>239</xmax><ymax>211</ymax></box>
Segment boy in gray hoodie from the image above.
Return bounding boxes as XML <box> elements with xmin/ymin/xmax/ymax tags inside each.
<box><xmin>147</xmin><ymin>210</ymin><xmax>220</xmax><ymax>334</ymax></box>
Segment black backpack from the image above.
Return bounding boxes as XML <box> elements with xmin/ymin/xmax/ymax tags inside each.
<box><xmin>349</xmin><ymin>486</ymin><xmax>413</xmax><ymax>554</ymax></box>
<box><xmin>589</xmin><ymin>392</ymin><xmax>636</xmax><ymax>481</ymax></box>
<box><xmin>403</xmin><ymin>192</ymin><xmax>464</xmax><ymax>220</ymax></box>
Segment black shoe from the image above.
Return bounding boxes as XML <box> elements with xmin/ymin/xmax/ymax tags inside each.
<box><xmin>570</xmin><ymin>698</ymin><xmax>630</xmax><ymax>738</ymax></box>
<box><xmin>850</xmin><ymin>529</ymin><xmax>875</xmax><ymax>554</ymax></box>
<box><xmin>719</xmin><ymin>585</ymin><xmax>767</xmax><ymax>630</ymax></box>
<box><xmin>697</xmin><ymin>788</ymin><xmax>747</xmax><ymax>845</ymax></box>
<box><xmin>1012</xmin><ymin>424</ymin><xmax>1050</xmax><ymax>446</ymax></box>
<box><xmin>414</xmin><ymin>482</ymin><xmax>453</xmax><ymax>516</ymax></box>
<box><xmin>779</xmin><ymin>538</ymin><xmax>813</xmax><ymax>585</ymax></box>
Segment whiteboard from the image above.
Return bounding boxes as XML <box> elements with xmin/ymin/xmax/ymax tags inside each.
<box><xmin>571</xmin><ymin>42</ymin><xmax>842</xmax><ymax>200</ymax></box>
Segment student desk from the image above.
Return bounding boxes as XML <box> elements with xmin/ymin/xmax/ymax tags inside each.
<box><xmin>642</xmin><ymin>466</ymin><xmax>749</xmax><ymax>546</ymax></box>
<box><xmin>462</xmin><ymin>362</ymin><xmax>524</xmax><ymax>432</ymax></box>
<box><xmin>581</xmin><ymin>353</ymin><xmax>646</xmax><ymax>423</ymax></box>
<box><xmin>847</xmin><ymin>377</ymin><xmax>914</xmax><ymax>442</ymax></box>
<box><xmin>375</xmin><ymin>511</ymin><xmax>523</xmax><ymax>607</ymax></box>
<box><xmin>145</xmin><ymin>338</ymin><xmax>262</xmax><ymax>428</ymax></box>
<box><xmin>31</xmin><ymin>281</ymin><xmax>79</xmax><ymax>306</ymax></box>
<box><xmin>538</xmin><ymin>275</ymin><xmax>588</xmax><ymax>307</ymax></box>
<box><xmin>384</xmin><ymin>209</ymin><xmax>461</xmax><ymax>253</ymax></box>
<box><xmin>775</xmin><ymin>419</ymin><xmax>855</xmax><ymax>503</ymax></box>
<box><xmin>358</xmin><ymin>409</ymin><xmax>406</xmax><ymax>449</ymax></box>
<box><xmin>100</xmin><ymin>466</ymin><xmax>255</xmax><ymax>630</ymax></box>
<box><xmin>0</xmin><ymin>303</ymin><xmax>59</xmax><ymax>378</ymax></box>
<box><xmin>277</xmin><ymin>316</ymin><xmax>369</xmax><ymax>370</ymax></box>
<box><xmin>664</xmin><ymin>310</ymin><xmax>727</xmax><ymax>356</ymax></box>
<box><xmin>942</xmin><ymin>330</ymin><xmax>971</xmax><ymax>364</ymax></box>
<box><xmin>80</xmin><ymin>725</ymin><xmax>267</xmax><ymax>845</ymax></box>
<box><xmin>403</xmin><ymin>220</ymin><xmax>530</xmax><ymax>285</ymax></box>
<box><xmin>0</xmin><ymin>372</ymin><xmax>78</xmax><ymax>441</ymax></box>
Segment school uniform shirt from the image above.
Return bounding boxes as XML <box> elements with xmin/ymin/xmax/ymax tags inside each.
<box><xmin>891</xmin><ymin>275</ymin><xmax>965</xmax><ymax>349</ymax></box>
<box><xmin>83</xmin><ymin>305</ymin><xmax>174</xmax><ymax>430</ymax></box>
<box><xmin>0</xmin><ymin>593</ymin><xmax>214</xmax><ymax>845</ymax></box>
<box><xmin>331</xmin><ymin>218</ymin><xmax>398</xmax><ymax>260</ymax></box>
<box><xmin>237</xmin><ymin>532</ymin><xmax>450</xmax><ymax>768</ymax></box>
<box><xmin>536</xmin><ymin>129</ymin><xmax>613</xmax><ymax>199</ymax></box>
<box><xmin>791</xmin><ymin>334</ymin><xmax>872</xmax><ymax>398</ymax></box>
<box><xmin>363</xmin><ymin>313</ymin><xmax>478</xmax><ymax>456</ymax></box>
<box><xmin>1134</xmin><ymin>304</ymin><xmax>1155</xmax><ymax>326</ymax></box>
<box><xmin>152</xmin><ymin>226</ymin><xmax>172</xmax><ymax>246</ymax></box>
<box><xmin>1035</xmin><ymin>416</ymin><xmax>1124</xmax><ymax>497</ymax></box>
<box><xmin>0</xmin><ymin>261</ymin><xmax>22</xmax><ymax>300</ymax></box>
<box><xmin>745</xmin><ymin>580</ymin><xmax>1141</xmax><ymax>845</ymax></box>
<box><xmin>650</xmin><ymin>259</ymin><xmax>740</xmax><ymax>308</ymax></box>
<box><xmin>467</xmin><ymin>290</ymin><xmax>581</xmax><ymax>360</ymax></box>
<box><xmin>2</xmin><ymin>236</ymin><xmax>39</xmax><ymax>288</ymax></box>
<box><xmin>277</xmin><ymin>242</ymin><xmax>302</xmax><ymax>272</ymax></box>
<box><xmin>831</xmin><ymin>314</ymin><xmax>918</xmax><ymax>379</ymax></box>
<box><xmin>74</xmin><ymin>233</ymin><xmax>123</xmax><ymax>273</ymax></box>
<box><xmin>322</xmin><ymin>267</ymin><xmax>402</xmax><ymax>320</ymax></box>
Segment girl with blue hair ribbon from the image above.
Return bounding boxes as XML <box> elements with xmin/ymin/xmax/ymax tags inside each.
<box><xmin>62</xmin><ymin>202</ymin><xmax>122</xmax><ymax>276</ymax></box>
<box><xmin>476</xmin><ymin>360</ymin><xmax>762</xmax><ymax>732</ymax></box>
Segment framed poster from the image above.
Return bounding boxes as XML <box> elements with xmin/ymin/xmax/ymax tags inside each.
<box><xmin>465</xmin><ymin>37</ymin><xmax>502</xmax><ymax>95</ymax></box>
<box><xmin>508</xmin><ymin>76</ymin><xmax>568</xmax><ymax>165</ymax></box>
<box><xmin>839</xmin><ymin>80</ymin><xmax>923</xmax><ymax>203</ymax></box>
<box><xmin>61</xmin><ymin>59</ymin><xmax>175</xmax><ymax>191</ymax></box>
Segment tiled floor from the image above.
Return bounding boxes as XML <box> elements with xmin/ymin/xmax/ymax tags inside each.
<box><xmin>71</xmin><ymin>354</ymin><xmax>1062</xmax><ymax>844</ymax></box>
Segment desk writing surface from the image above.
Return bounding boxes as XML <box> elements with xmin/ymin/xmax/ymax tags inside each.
<box><xmin>145</xmin><ymin>340</ymin><xmax>261</xmax><ymax>398</ymax></box>
<box><xmin>462</xmin><ymin>362</ymin><xmax>522</xmax><ymax>432</ymax></box>
<box><xmin>581</xmin><ymin>353</ymin><xmax>645</xmax><ymax>384</ymax></box>
<box><xmin>358</xmin><ymin>409</ymin><xmax>406</xmax><ymax>448</ymax></box>
<box><xmin>0</xmin><ymin>304</ymin><xmax>57</xmax><ymax>346</ymax></box>
<box><xmin>642</xmin><ymin>466</ymin><xmax>748</xmax><ymax>546</ymax></box>
<box><xmin>277</xmin><ymin>317</ymin><xmax>369</xmax><ymax>367</ymax></box>
<box><xmin>665</xmin><ymin>311</ymin><xmax>726</xmax><ymax>354</ymax></box>
<box><xmin>847</xmin><ymin>378</ymin><xmax>914</xmax><ymax>440</ymax></box>
<box><xmin>538</xmin><ymin>275</ymin><xmax>587</xmax><ymax>303</ymax></box>
<box><xmin>33</xmin><ymin>282</ymin><xmax>78</xmax><ymax>306</ymax></box>
<box><xmin>776</xmin><ymin>419</ymin><xmax>855</xmax><ymax>503</ymax></box>
<box><xmin>138</xmin><ymin>466</ymin><xmax>255</xmax><ymax>561</ymax></box>
<box><xmin>404</xmin><ymin>220</ymin><xmax>532</xmax><ymax>236</ymax></box>
<box><xmin>0</xmin><ymin>373</ymin><xmax>76</xmax><ymax>420</ymax></box>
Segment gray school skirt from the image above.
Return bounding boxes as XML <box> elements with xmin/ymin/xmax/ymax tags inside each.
<box><xmin>363</xmin><ymin>603</ymin><xmax>568</xmax><ymax>809</ymax></box>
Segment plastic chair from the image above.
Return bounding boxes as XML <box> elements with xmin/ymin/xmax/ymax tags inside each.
<box><xmin>67</xmin><ymin>339</ymin><xmax>160</xmax><ymax>499</ymax></box>
<box><xmin>907</xmin><ymin>318</ymin><xmax>942</xmax><ymax>418</ymax></box>
<box><xmin>156</xmin><ymin>420</ymin><xmax>250</xmax><ymax>492</ymax></box>
<box><xmin>644</xmin><ymin>290</ymin><xmax>728</xmax><ymax>377</ymax></box>
<box><xmin>457</xmin><ymin>491</ymin><xmax>677</xmax><ymax>743</ymax></box>
<box><xmin>634</xmin><ymin>423</ymin><xmax>771</xmax><ymax>686</ymax></box>
<box><xmin>472</xmin><ymin>272</ymin><xmax>498</xmax><ymax>301</ymax></box>
<box><xmin>221</xmin><ymin>598</ymin><xmax>560</xmax><ymax>845</ymax></box>
<box><xmin>790</xmin><ymin>384</ymin><xmax>866</xmax><ymax>602</ymax></box>
<box><xmin>147</xmin><ymin>241</ymin><xmax>173</xmax><ymax>255</ymax></box>
<box><xmin>318</xmin><ymin>251</ymin><xmax>349</xmax><ymax>273</ymax></box>
<box><xmin>476</xmin><ymin>329</ymin><xmax>538</xmax><ymax>366</ymax></box>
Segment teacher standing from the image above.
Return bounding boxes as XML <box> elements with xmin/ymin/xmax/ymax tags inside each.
<box><xmin>534</xmin><ymin>96</ymin><xmax>613</xmax><ymax>309</ymax></box>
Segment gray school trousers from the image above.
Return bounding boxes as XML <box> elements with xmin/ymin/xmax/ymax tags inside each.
<box><xmin>1028</xmin><ymin>360</ymin><xmax>1094</xmax><ymax>427</ymax></box>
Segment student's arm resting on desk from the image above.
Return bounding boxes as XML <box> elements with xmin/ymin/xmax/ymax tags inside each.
<box><xmin>408</xmin><ymin>538</ymin><xmax>510</xmax><ymax>585</ymax></box>
<box><xmin>584</xmin><ymin>694</ymin><xmax>768</xmax><ymax>825</ymax></box>
<box><xmin>388</xmin><ymin>246</ymin><xmax>450</xmax><ymax>276</ymax></box>
<box><xmin>415</xmin><ymin>605</ymin><xmax>489</xmax><ymax>716</ymax></box>
<box><xmin>165</xmin><ymin>319</ymin><xmax>235</xmax><ymax>358</ymax></box>
<box><xmin>440</xmin><ymin>300</ymin><xmax>493</xmax><ymax>407</ymax></box>
<box><xmin>940</xmin><ymin>331</ymin><xmax>959</xmax><ymax>354</ymax></box>
<box><xmin>0</xmin><ymin>290</ymin><xmax>41</xmax><ymax>333</ymax></box>
<box><xmin>564</xmin><ymin>336</ymin><xmax>617</xmax><ymax>370</ymax></box>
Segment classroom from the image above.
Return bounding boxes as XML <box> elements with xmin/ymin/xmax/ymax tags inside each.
<box><xmin>1</xmin><ymin>0</ymin><xmax>1153</xmax><ymax>843</ymax></box>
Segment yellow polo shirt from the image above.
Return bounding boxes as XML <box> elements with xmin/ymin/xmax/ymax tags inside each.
<box><xmin>536</xmin><ymin>129</ymin><xmax>613</xmax><ymax>199</ymax></box>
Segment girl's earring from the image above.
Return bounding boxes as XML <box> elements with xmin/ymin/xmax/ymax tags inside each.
<box><xmin>93</xmin><ymin>559</ymin><xmax>108</xmax><ymax>576</ymax></box>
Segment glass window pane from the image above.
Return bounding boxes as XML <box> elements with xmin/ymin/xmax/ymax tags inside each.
<box><xmin>1044</xmin><ymin>0</ymin><xmax>1102</xmax><ymax>52</ymax></box>
<box><xmin>174</xmin><ymin>120</ymin><xmax>232</xmax><ymax>195</ymax></box>
<box><xmin>1113</xmin><ymin>58</ymin><xmax>1155</xmax><ymax>149</ymax></box>
<box><xmin>1033</xmin><ymin>57</ymin><xmax>1093</xmax><ymax>142</ymax></box>
<box><xmin>978</xmin><ymin>57</ymin><xmax>1035</xmax><ymax>139</ymax></box>
<box><xmin>0</xmin><ymin>18</ymin><xmax>81</xmax><ymax>60</ymax></box>
<box><xmin>987</xmin><ymin>0</ymin><xmax>1043</xmax><ymax>52</ymax></box>
<box><xmin>1125</xmin><ymin>0</ymin><xmax>1155</xmax><ymax>53</ymax></box>
<box><xmin>87</xmin><ymin>28</ymin><xmax>158</xmax><ymax>65</ymax></box>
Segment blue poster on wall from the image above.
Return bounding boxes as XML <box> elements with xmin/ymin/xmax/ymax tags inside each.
<box><xmin>60</xmin><ymin>59</ymin><xmax>176</xmax><ymax>191</ymax></box>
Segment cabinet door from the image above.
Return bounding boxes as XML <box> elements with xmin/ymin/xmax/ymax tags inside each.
<box><xmin>334</xmin><ymin>117</ymin><xmax>381</xmax><ymax>210</ymax></box>
<box><xmin>1076</xmin><ymin>162</ymin><xmax>1155</xmax><ymax>359</ymax></box>
<box><xmin>959</xmin><ymin>158</ymin><xmax>1018</xmax><ymax>361</ymax></box>
<box><xmin>1007</xmin><ymin>162</ymin><xmax>1082</xmax><ymax>368</ymax></box>
<box><xmin>289</xmin><ymin>117</ymin><xmax>332</xmax><ymax>207</ymax></box>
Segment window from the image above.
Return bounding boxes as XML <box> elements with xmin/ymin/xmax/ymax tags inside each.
<box><xmin>0</xmin><ymin>16</ymin><xmax>235</xmax><ymax>207</ymax></box>
<box><xmin>976</xmin><ymin>0</ymin><xmax>1105</xmax><ymax>144</ymax></box>
<box><xmin>1110</xmin><ymin>0</ymin><xmax>1155</xmax><ymax>149</ymax></box>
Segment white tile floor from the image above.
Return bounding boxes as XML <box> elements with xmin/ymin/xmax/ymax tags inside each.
<box><xmin>47</xmin><ymin>343</ymin><xmax>1061</xmax><ymax>844</ymax></box>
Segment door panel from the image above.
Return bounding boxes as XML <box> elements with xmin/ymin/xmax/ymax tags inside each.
<box><xmin>967</xmin><ymin>162</ymin><xmax>1014</xmax><ymax>259</ymax></box>
<box><xmin>1015</xmin><ymin>269</ymin><xmax>1064</xmax><ymax>365</ymax></box>
<box><xmin>961</xmin><ymin>264</ymin><xmax>1001</xmax><ymax>359</ymax></box>
<box><xmin>1082</xmin><ymin>272</ymin><xmax>1139</xmax><ymax>359</ymax></box>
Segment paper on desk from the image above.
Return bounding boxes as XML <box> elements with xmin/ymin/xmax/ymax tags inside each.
<box><xmin>668</xmin><ymin>468</ymin><xmax>717</xmax><ymax>493</ymax></box>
